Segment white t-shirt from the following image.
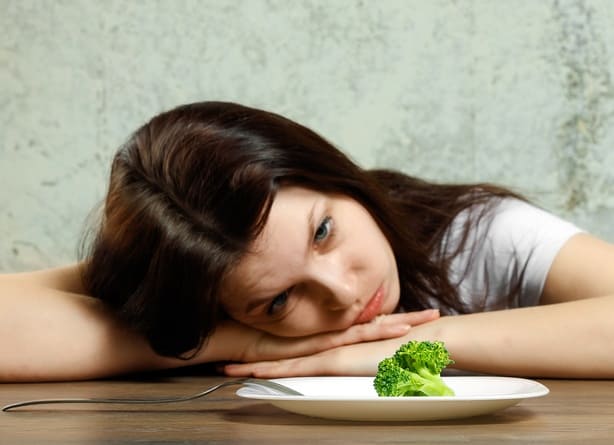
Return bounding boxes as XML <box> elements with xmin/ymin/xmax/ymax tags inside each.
<box><xmin>431</xmin><ymin>198</ymin><xmax>583</xmax><ymax>313</ymax></box>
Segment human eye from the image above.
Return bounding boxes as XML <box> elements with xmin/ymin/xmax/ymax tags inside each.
<box><xmin>267</xmin><ymin>289</ymin><xmax>290</xmax><ymax>316</ymax></box>
<box><xmin>314</xmin><ymin>216</ymin><xmax>333</xmax><ymax>243</ymax></box>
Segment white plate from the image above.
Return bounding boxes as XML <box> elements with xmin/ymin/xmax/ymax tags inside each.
<box><xmin>236</xmin><ymin>376</ymin><xmax>549</xmax><ymax>421</ymax></box>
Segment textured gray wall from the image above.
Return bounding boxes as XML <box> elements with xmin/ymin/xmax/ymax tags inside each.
<box><xmin>2</xmin><ymin>0</ymin><xmax>614</xmax><ymax>272</ymax></box>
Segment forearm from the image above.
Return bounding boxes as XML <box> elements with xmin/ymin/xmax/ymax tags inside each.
<box><xmin>411</xmin><ymin>295</ymin><xmax>614</xmax><ymax>378</ymax></box>
<box><xmin>0</xmin><ymin>279</ymin><xmax>223</xmax><ymax>382</ymax></box>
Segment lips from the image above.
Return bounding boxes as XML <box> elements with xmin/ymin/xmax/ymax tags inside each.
<box><xmin>354</xmin><ymin>285</ymin><xmax>384</xmax><ymax>324</ymax></box>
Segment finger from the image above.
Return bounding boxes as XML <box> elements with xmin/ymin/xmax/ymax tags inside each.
<box><xmin>277</xmin><ymin>322</ymin><xmax>411</xmax><ymax>357</ymax></box>
<box><xmin>224</xmin><ymin>354</ymin><xmax>338</xmax><ymax>378</ymax></box>
<box><xmin>223</xmin><ymin>360</ymin><xmax>287</xmax><ymax>377</ymax></box>
<box><xmin>250</xmin><ymin>321</ymin><xmax>410</xmax><ymax>363</ymax></box>
<box><xmin>377</xmin><ymin>309</ymin><xmax>440</xmax><ymax>327</ymax></box>
<box><xmin>225</xmin><ymin>340</ymin><xmax>382</xmax><ymax>378</ymax></box>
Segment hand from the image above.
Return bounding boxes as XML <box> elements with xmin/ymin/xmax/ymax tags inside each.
<box><xmin>210</xmin><ymin>309</ymin><xmax>439</xmax><ymax>364</ymax></box>
<box><xmin>222</xmin><ymin>335</ymin><xmax>407</xmax><ymax>378</ymax></box>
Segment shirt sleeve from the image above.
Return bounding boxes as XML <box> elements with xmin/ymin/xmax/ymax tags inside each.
<box><xmin>442</xmin><ymin>198</ymin><xmax>584</xmax><ymax>313</ymax></box>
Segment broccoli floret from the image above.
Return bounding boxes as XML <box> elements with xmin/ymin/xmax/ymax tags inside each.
<box><xmin>373</xmin><ymin>341</ymin><xmax>455</xmax><ymax>397</ymax></box>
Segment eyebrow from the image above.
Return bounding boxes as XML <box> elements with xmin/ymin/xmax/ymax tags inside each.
<box><xmin>242</xmin><ymin>200</ymin><xmax>318</xmax><ymax>316</ymax></box>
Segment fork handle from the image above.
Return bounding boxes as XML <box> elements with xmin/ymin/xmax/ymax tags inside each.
<box><xmin>2</xmin><ymin>380</ymin><xmax>242</xmax><ymax>412</ymax></box>
<box><xmin>2</xmin><ymin>378</ymin><xmax>301</xmax><ymax>412</ymax></box>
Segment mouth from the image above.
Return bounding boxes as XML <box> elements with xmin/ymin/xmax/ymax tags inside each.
<box><xmin>354</xmin><ymin>285</ymin><xmax>385</xmax><ymax>324</ymax></box>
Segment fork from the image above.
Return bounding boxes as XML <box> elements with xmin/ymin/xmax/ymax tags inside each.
<box><xmin>1</xmin><ymin>378</ymin><xmax>302</xmax><ymax>412</ymax></box>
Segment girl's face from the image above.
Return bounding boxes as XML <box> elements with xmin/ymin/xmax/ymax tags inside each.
<box><xmin>221</xmin><ymin>186</ymin><xmax>401</xmax><ymax>337</ymax></box>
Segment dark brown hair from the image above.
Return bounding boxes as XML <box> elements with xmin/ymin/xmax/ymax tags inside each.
<box><xmin>81</xmin><ymin>101</ymin><xmax>520</xmax><ymax>358</ymax></box>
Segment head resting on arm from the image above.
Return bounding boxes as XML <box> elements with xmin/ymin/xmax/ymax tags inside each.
<box><xmin>80</xmin><ymin>101</ymin><xmax>518</xmax><ymax>359</ymax></box>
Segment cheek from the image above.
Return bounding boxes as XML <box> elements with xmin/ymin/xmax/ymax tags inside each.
<box><xmin>264</xmin><ymin>304</ymin><xmax>350</xmax><ymax>337</ymax></box>
<box><xmin>274</xmin><ymin>309</ymin><xmax>328</xmax><ymax>336</ymax></box>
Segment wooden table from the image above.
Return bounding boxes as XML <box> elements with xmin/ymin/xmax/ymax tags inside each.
<box><xmin>1</xmin><ymin>375</ymin><xmax>613</xmax><ymax>444</ymax></box>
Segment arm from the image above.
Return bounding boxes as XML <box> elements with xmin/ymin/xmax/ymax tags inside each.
<box><xmin>439</xmin><ymin>232</ymin><xmax>614</xmax><ymax>378</ymax></box>
<box><xmin>0</xmin><ymin>264</ymin><xmax>437</xmax><ymax>382</ymax></box>
<box><xmin>411</xmin><ymin>294</ymin><xmax>614</xmax><ymax>378</ymax></box>
<box><xmin>224</xmin><ymin>233</ymin><xmax>614</xmax><ymax>379</ymax></box>
<box><xmin>0</xmin><ymin>268</ymin><xmax>183</xmax><ymax>381</ymax></box>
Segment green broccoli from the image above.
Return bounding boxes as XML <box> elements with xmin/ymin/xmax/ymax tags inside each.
<box><xmin>373</xmin><ymin>340</ymin><xmax>455</xmax><ymax>397</ymax></box>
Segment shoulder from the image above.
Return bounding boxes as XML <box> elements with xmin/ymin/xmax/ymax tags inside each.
<box><xmin>447</xmin><ymin>197</ymin><xmax>582</xmax><ymax>253</ymax></box>
<box><xmin>445</xmin><ymin>198</ymin><xmax>583</xmax><ymax>310</ymax></box>
<box><xmin>1</xmin><ymin>263</ymin><xmax>86</xmax><ymax>294</ymax></box>
<box><xmin>542</xmin><ymin>232</ymin><xmax>614</xmax><ymax>304</ymax></box>
<box><xmin>485</xmin><ymin>198</ymin><xmax>581</xmax><ymax>243</ymax></box>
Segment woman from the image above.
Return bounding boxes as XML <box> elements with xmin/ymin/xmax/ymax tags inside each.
<box><xmin>2</xmin><ymin>101</ymin><xmax>613</xmax><ymax>382</ymax></box>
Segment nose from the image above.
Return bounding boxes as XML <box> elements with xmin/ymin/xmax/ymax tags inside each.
<box><xmin>308</xmin><ymin>256</ymin><xmax>359</xmax><ymax>311</ymax></box>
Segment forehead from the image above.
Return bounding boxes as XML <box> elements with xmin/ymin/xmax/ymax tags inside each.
<box><xmin>223</xmin><ymin>186</ymin><xmax>318</xmax><ymax>300</ymax></box>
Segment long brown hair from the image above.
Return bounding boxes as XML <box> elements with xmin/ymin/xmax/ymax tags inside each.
<box><xmin>81</xmin><ymin>101</ymin><xmax>520</xmax><ymax>358</ymax></box>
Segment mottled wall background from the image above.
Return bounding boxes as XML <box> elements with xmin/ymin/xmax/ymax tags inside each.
<box><xmin>2</xmin><ymin>0</ymin><xmax>614</xmax><ymax>272</ymax></box>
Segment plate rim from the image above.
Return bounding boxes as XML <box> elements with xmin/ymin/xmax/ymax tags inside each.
<box><xmin>235</xmin><ymin>375</ymin><xmax>550</xmax><ymax>402</ymax></box>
